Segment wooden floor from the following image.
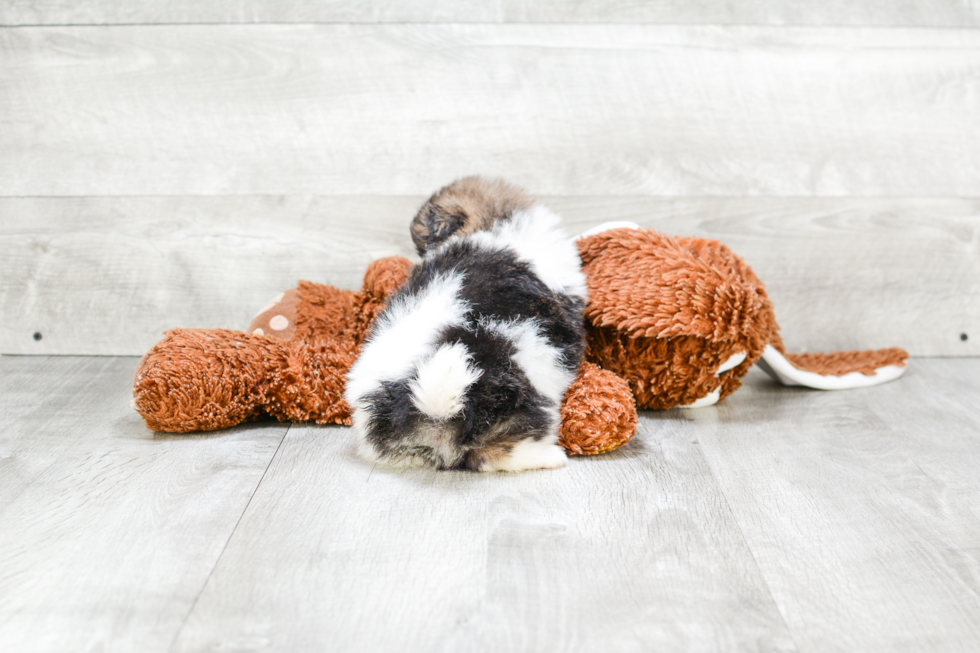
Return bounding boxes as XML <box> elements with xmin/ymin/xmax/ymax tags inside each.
<box><xmin>0</xmin><ymin>356</ymin><xmax>977</xmax><ymax>652</ymax></box>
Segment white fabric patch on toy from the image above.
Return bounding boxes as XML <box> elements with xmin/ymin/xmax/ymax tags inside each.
<box><xmin>757</xmin><ymin>345</ymin><xmax>907</xmax><ymax>390</ymax></box>
<box><xmin>716</xmin><ymin>351</ymin><xmax>746</xmax><ymax>374</ymax></box>
<box><xmin>576</xmin><ymin>221</ymin><xmax>640</xmax><ymax>239</ymax></box>
<box><xmin>679</xmin><ymin>351</ymin><xmax>746</xmax><ymax>408</ymax></box>
<box><xmin>682</xmin><ymin>388</ymin><xmax>721</xmax><ymax>408</ymax></box>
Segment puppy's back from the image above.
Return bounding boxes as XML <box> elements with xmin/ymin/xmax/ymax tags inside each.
<box><xmin>347</xmin><ymin>179</ymin><xmax>586</xmax><ymax>472</ymax></box>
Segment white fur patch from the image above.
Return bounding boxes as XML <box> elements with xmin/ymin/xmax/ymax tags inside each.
<box><xmin>410</xmin><ymin>343</ymin><xmax>482</xmax><ymax>419</ymax></box>
<box><xmin>469</xmin><ymin>204</ymin><xmax>588</xmax><ymax>299</ymax></box>
<box><xmin>480</xmin><ymin>317</ymin><xmax>575</xmax><ymax>405</ymax></box>
<box><xmin>482</xmin><ymin>435</ymin><xmax>567</xmax><ymax>472</ymax></box>
<box><xmin>345</xmin><ymin>272</ymin><xmax>468</xmax><ymax>408</ymax></box>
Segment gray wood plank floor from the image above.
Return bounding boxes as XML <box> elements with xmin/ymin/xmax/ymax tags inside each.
<box><xmin>1</xmin><ymin>355</ymin><xmax>978</xmax><ymax>652</ymax></box>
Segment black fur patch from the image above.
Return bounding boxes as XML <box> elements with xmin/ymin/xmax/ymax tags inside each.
<box><xmin>408</xmin><ymin>241</ymin><xmax>586</xmax><ymax>368</ymax></box>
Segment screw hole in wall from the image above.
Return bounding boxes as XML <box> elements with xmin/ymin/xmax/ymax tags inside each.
<box><xmin>33</xmin><ymin>332</ymin><xmax>42</xmax><ymax>341</ymax></box>
<box><xmin>962</xmin><ymin>333</ymin><xmax>969</xmax><ymax>342</ymax></box>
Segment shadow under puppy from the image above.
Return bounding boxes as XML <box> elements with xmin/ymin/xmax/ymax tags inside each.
<box><xmin>345</xmin><ymin>177</ymin><xmax>586</xmax><ymax>471</ymax></box>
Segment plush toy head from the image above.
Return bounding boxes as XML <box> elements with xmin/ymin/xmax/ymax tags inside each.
<box><xmin>133</xmin><ymin>256</ymin><xmax>414</xmax><ymax>433</ymax></box>
<box><xmin>578</xmin><ymin>228</ymin><xmax>777</xmax><ymax>408</ymax></box>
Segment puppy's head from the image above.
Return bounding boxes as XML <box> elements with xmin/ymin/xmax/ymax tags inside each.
<box><xmin>410</xmin><ymin>176</ymin><xmax>534</xmax><ymax>256</ymax></box>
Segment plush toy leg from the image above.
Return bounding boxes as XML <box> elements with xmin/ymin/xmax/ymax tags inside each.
<box><xmin>757</xmin><ymin>345</ymin><xmax>908</xmax><ymax>390</ymax></box>
<box><xmin>558</xmin><ymin>362</ymin><xmax>638</xmax><ymax>455</ymax></box>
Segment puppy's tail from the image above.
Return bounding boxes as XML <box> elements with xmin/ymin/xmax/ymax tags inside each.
<box><xmin>409</xmin><ymin>343</ymin><xmax>482</xmax><ymax>420</ymax></box>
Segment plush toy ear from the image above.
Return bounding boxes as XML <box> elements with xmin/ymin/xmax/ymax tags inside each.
<box><xmin>577</xmin><ymin>227</ymin><xmax>775</xmax><ymax>344</ymax></box>
<box><xmin>758</xmin><ymin>345</ymin><xmax>908</xmax><ymax>389</ymax></box>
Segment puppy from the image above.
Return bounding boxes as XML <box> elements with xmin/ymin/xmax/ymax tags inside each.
<box><xmin>345</xmin><ymin>177</ymin><xmax>586</xmax><ymax>472</ymax></box>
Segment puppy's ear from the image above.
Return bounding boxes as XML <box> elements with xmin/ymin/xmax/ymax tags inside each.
<box><xmin>411</xmin><ymin>201</ymin><xmax>467</xmax><ymax>256</ymax></box>
<box><xmin>411</xmin><ymin>176</ymin><xmax>535</xmax><ymax>256</ymax></box>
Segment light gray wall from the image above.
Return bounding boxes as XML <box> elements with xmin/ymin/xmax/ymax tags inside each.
<box><xmin>1</xmin><ymin>2</ymin><xmax>977</xmax><ymax>356</ymax></box>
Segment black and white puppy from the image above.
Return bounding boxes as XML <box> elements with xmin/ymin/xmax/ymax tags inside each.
<box><xmin>345</xmin><ymin>177</ymin><xmax>586</xmax><ymax>472</ymax></box>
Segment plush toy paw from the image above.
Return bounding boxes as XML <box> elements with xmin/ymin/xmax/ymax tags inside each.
<box><xmin>559</xmin><ymin>362</ymin><xmax>638</xmax><ymax>455</ymax></box>
<box><xmin>133</xmin><ymin>328</ymin><xmax>291</xmax><ymax>432</ymax></box>
<box><xmin>134</xmin><ymin>256</ymin><xmax>415</xmax><ymax>434</ymax></box>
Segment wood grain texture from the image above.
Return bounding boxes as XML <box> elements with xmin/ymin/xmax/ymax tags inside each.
<box><xmin>689</xmin><ymin>363</ymin><xmax>980</xmax><ymax>652</ymax></box>
<box><xmin>3</xmin><ymin>25</ymin><xmax>980</xmax><ymax>197</ymax></box>
<box><xmin>0</xmin><ymin>195</ymin><xmax>422</xmax><ymax>356</ymax></box>
<box><xmin>3</xmin><ymin>0</ymin><xmax>980</xmax><ymax>27</ymax></box>
<box><xmin>2</xmin><ymin>196</ymin><xmax>976</xmax><ymax>357</ymax></box>
<box><xmin>0</xmin><ymin>355</ymin><xmax>286</xmax><ymax>653</ymax></box>
<box><xmin>2</xmin><ymin>356</ymin><xmax>978</xmax><ymax>651</ymax></box>
<box><xmin>170</xmin><ymin>421</ymin><xmax>797</xmax><ymax>653</ymax></box>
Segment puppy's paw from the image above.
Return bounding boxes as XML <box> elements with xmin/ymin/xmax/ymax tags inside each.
<box><xmin>485</xmin><ymin>438</ymin><xmax>568</xmax><ymax>473</ymax></box>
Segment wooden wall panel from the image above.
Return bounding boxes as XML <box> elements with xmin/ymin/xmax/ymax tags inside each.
<box><xmin>2</xmin><ymin>195</ymin><xmax>976</xmax><ymax>357</ymax></box>
<box><xmin>3</xmin><ymin>0</ymin><xmax>980</xmax><ymax>27</ymax></box>
<box><xmin>0</xmin><ymin>196</ymin><xmax>421</xmax><ymax>356</ymax></box>
<box><xmin>2</xmin><ymin>25</ymin><xmax>980</xmax><ymax>197</ymax></box>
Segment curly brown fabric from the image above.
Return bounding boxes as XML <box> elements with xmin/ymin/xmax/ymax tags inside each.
<box><xmin>558</xmin><ymin>362</ymin><xmax>637</xmax><ymax>455</ymax></box>
<box><xmin>578</xmin><ymin>229</ymin><xmax>778</xmax><ymax>344</ymax></box>
<box><xmin>783</xmin><ymin>348</ymin><xmax>909</xmax><ymax>377</ymax></box>
<box><xmin>578</xmin><ymin>228</ymin><xmax>906</xmax><ymax>408</ymax></box>
<box><xmin>135</xmin><ymin>227</ymin><xmax>908</xmax><ymax>458</ymax></box>
<box><xmin>578</xmin><ymin>229</ymin><xmax>779</xmax><ymax>410</ymax></box>
<box><xmin>133</xmin><ymin>257</ymin><xmax>414</xmax><ymax>433</ymax></box>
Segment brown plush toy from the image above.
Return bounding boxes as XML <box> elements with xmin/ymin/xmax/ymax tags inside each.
<box><xmin>133</xmin><ymin>223</ymin><xmax>907</xmax><ymax>458</ymax></box>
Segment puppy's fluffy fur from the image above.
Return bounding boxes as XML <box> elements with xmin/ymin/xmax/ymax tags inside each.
<box><xmin>345</xmin><ymin>177</ymin><xmax>586</xmax><ymax>472</ymax></box>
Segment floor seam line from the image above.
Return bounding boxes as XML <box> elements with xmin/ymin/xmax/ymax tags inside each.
<box><xmin>166</xmin><ymin>424</ymin><xmax>291</xmax><ymax>653</ymax></box>
<box><xmin>695</xmin><ymin>436</ymin><xmax>804</xmax><ymax>652</ymax></box>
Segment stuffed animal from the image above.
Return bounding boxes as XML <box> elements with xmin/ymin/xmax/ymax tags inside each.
<box><xmin>132</xmin><ymin>222</ymin><xmax>907</xmax><ymax>457</ymax></box>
